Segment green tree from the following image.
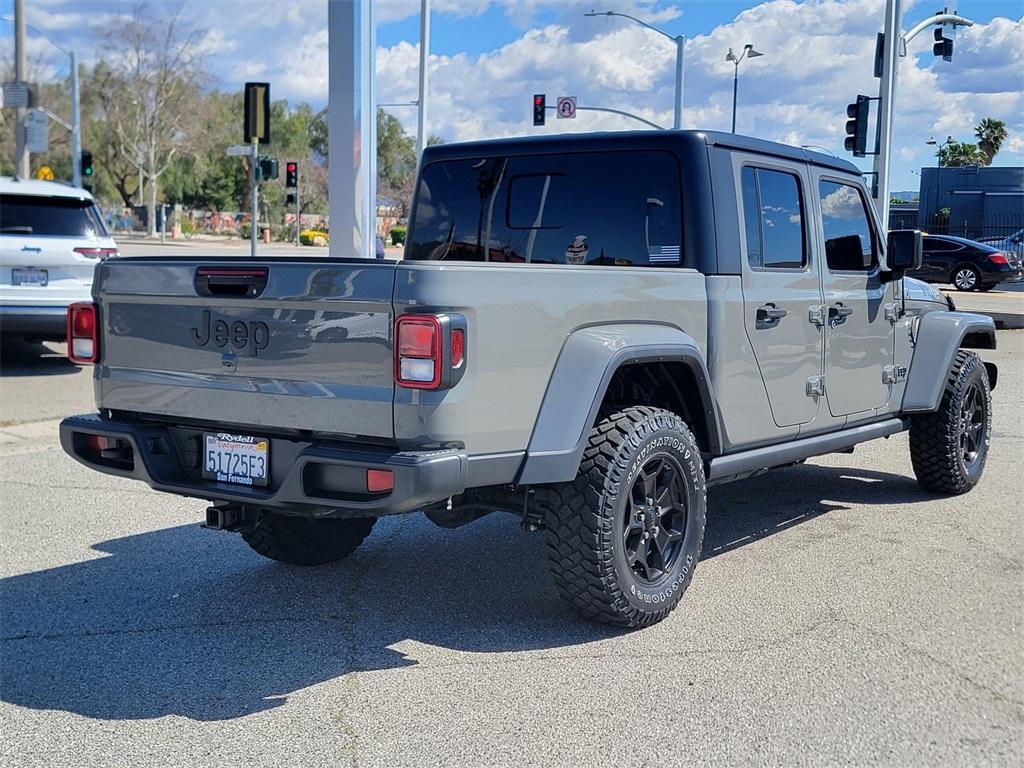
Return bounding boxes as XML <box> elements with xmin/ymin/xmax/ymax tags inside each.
<box><xmin>937</xmin><ymin>141</ymin><xmax>985</xmax><ymax>167</ymax></box>
<box><xmin>974</xmin><ymin>118</ymin><xmax>1008</xmax><ymax>166</ymax></box>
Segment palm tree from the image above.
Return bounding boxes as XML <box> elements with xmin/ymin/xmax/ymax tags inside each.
<box><xmin>974</xmin><ymin>118</ymin><xmax>1008</xmax><ymax>166</ymax></box>
<box><xmin>938</xmin><ymin>141</ymin><xmax>985</xmax><ymax>167</ymax></box>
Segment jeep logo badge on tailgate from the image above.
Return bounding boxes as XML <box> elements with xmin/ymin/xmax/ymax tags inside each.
<box><xmin>191</xmin><ymin>309</ymin><xmax>270</xmax><ymax>357</ymax></box>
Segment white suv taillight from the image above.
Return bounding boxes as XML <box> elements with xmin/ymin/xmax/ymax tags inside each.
<box><xmin>67</xmin><ymin>303</ymin><xmax>99</xmax><ymax>364</ymax></box>
<box><xmin>394</xmin><ymin>313</ymin><xmax>467</xmax><ymax>390</ymax></box>
<box><xmin>74</xmin><ymin>247</ymin><xmax>118</xmax><ymax>260</ymax></box>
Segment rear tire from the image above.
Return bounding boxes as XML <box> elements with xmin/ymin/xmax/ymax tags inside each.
<box><xmin>541</xmin><ymin>406</ymin><xmax>706</xmax><ymax>628</ymax></box>
<box><xmin>909</xmin><ymin>350</ymin><xmax>991</xmax><ymax>495</ymax></box>
<box><xmin>952</xmin><ymin>265</ymin><xmax>981</xmax><ymax>291</ymax></box>
<box><xmin>241</xmin><ymin>513</ymin><xmax>376</xmax><ymax>565</ymax></box>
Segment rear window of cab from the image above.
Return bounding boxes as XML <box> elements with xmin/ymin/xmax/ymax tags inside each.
<box><xmin>407</xmin><ymin>151</ymin><xmax>683</xmax><ymax>267</ymax></box>
<box><xmin>0</xmin><ymin>194</ymin><xmax>109</xmax><ymax>238</ymax></box>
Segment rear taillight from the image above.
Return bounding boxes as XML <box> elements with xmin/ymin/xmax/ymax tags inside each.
<box><xmin>396</xmin><ymin>315</ymin><xmax>442</xmax><ymax>389</ymax></box>
<box><xmin>67</xmin><ymin>303</ymin><xmax>99</xmax><ymax>364</ymax></box>
<box><xmin>74</xmin><ymin>247</ymin><xmax>118</xmax><ymax>260</ymax></box>
<box><xmin>988</xmin><ymin>252</ymin><xmax>1009</xmax><ymax>266</ymax></box>
<box><xmin>394</xmin><ymin>313</ymin><xmax>467</xmax><ymax>390</ymax></box>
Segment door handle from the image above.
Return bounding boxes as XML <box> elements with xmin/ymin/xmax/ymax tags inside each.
<box><xmin>828</xmin><ymin>303</ymin><xmax>854</xmax><ymax>326</ymax></box>
<box><xmin>756</xmin><ymin>303</ymin><xmax>788</xmax><ymax>329</ymax></box>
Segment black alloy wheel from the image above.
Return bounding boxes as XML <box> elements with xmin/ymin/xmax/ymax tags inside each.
<box><xmin>623</xmin><ymin>455</ymin><xmax>688</xmax><ymax>584</ymax></box>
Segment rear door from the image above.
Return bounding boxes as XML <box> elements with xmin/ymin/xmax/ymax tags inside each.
<box><xmin>736</xmin><ymin>158</ymin><xmax>823</xmax><ymax>428</ymax></box>
<box><xmin>813</xmin><ymin>175</ymin><xmax>894</xmax><ymax>418</ymax></box>
<box><xmin>95</xmin><ymin>259</ymin><xmax>398</xmax><ymax>439</ymax></box>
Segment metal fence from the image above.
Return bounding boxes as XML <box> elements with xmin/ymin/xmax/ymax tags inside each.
<box><xmin>923</xmin><ymin>214</ymin><xmax>1024</xmax><ymax>256</ymax></box>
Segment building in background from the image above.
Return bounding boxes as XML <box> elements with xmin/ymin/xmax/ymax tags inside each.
<box><xmin>917</xmin><ymin>166</ymin><xmax>1024</xmax><ymax>240</ymax></box>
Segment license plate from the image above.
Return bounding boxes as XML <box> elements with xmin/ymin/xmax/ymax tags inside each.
<box><xmin>202</xmin><ymin>433</ymin><xmax>270</xmax><ymax>487</ymax></box>
<box><xmin>12</xmin><ymin>268</ymin><xmax>47</xmax><ymax>287</ymax></box>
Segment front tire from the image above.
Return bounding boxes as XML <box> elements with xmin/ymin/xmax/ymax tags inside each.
<box><xmin>241</xmin><ymin>513</ymin><xmax>376</xmax><ymax>565</ymax></box>
<box><xmin>909</xmin><ymin>350</ymin><xmax>992</xmax><ymax>494</ymax></box>
<box><xmin>542</xmin><ymin>406</ymin><xmax>706</xmax><ymax>628</ymax></box>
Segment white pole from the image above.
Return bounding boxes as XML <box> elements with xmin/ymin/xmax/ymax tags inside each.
<box><xmin>328</xmin><ymin>0</ymin><xmax>376</xmax><ymax>259</ymax></box>
<box><xmin>71</xmin><ymin>49</ymin><xmax>82</xmax><ymax>188</ymax></box>
<box><xmin>872</xmin><ymin>0</ymin><xmax>901</xmax><ymax>230</ymax></box>
<box><xmin>250</xmin><ymin>139</ymin><xmax>259</xmax><ymax>258</ymax></box>
<box><xmin>673</xmin><ymin>35</ymin><xmax>685</xmax><ymax>129</ymax></box>
<box><xmin>416</xmin><ymin>0</ymin><xmax>430</xmax><ymax>158</ymax></box>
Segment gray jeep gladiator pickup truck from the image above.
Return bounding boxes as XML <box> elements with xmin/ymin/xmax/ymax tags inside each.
<box><xmin>61</xmin><ymin>131</ymin><xmax>997</xmax><ymax>627</ymax></box>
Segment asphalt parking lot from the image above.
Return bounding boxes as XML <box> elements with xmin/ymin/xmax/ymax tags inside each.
<box><xmin>1</xmin><ymin>327</ymin><xmax>1022</xmax><ymax>767</ymax></box>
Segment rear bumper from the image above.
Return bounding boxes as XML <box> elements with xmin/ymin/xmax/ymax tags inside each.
<box><xmin>59</xmin><ymin>413</ymin><xmax>468</xmax><ymax>517</ymax></box>
<box><xmin>0</xmin><ymin>306</ymin><xmax>68</xmax><ymax>338</ymax></box>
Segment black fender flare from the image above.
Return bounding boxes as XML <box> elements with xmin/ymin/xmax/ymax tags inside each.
<box><xmin>902</xmin><ymin>311</ymin><xmax>996</xmax><ymax>413</ymax></box>
<box><xmin>516</xmin><ymin>324</ymin><xmax>721</xmax><ymax>485</ymax></box>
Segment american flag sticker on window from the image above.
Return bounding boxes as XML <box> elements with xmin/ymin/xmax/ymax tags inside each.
<box><xmin>649</xmin><ymin>245</ymin><xmax>680</xmax><ymax>264</ymax></box>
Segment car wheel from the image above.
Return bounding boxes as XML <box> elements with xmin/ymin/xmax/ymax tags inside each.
<box><xmin>241</xmin><ymin>512</ymin><xmax>376</xmax><ymax>565</ymax></box>
<box><xmin>909</xmin><ymin>350</ymin><xmax>992</xmax><ymax>495</ymax></box>
<box><xmin>952</xmin><ymin>265</ymin><xmax>981</xmax><ymax>291</ymax></box>
<box><xmin>541</xmin><ymin>406</ymin><xmax>706</xmax><ymax>628</ymax></box>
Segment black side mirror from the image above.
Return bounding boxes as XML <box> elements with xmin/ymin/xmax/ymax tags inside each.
<box><xmin>887</xmin><ymin>229</ymin><xmax>922</xmax><ymax>272</ymax></box>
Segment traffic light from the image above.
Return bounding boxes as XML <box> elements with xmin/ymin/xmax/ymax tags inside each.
<box><xmin>258</xmin><ymin>157</ymin><xmax>279</xmax><ymax>181</ymax></box>
<box><xmin>286</xmin><ymin>161</ymin><xmax>298</xmax><ymax>189</ymax></box>
<box><xmin>844</xmin><ymin>96</ymin><xmax>870</xmax><ymax>158</ymax></box>
<box><xmin>80</xmin><ymin>150</ymin><xmax>93</xmax><ymax>179</ymax></box>
<box><xmin>244</xmin><ymin>82</ymin><xmax>271</xmax><ymax>144</ymax></box>
<box><xmin>533</xmin><ymin>94</ymin><xmax>546</xmax><ymax>127</ymax></box>
<box><xmin>933</xmin><ymin>27</ymin><xmax>953</xmax><ymax>61</ymax></box>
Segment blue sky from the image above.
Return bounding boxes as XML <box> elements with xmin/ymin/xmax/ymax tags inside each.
<box><xmin>4</xmin><ymin>1</ymin><xmax>1023</xmax><ymax>193</ymax></box>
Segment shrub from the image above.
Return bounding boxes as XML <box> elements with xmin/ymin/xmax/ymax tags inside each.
<box><xmin>300</xmin><ymin>229</ymin><xmax>330</xmax><ymax>246</ymax></box>
<box><xmin>390</xmin><ymin>226</ymin><xmax>407</xmax><ymax>246</ymax></box>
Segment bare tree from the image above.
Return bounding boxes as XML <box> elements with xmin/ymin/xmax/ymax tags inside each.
<box><xmin>95</xmin><ymin>3</ymin><xmax>206</xmax><ymax>235</ymax></box>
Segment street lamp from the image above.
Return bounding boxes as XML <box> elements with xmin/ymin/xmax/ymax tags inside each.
<box><xmin>584</xmin><ymin>10</ymin><xmax>685</xmax><ymax>129</ymax></box>
<box><xmin>726</xmin><ymin>43</ymin><xmax>763</xmax><ymax>134</ymax></box>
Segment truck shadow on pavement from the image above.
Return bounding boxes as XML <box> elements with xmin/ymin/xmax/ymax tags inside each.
<box><xmin>0</xmin><ymin>462</ymin><xmax>932</xmax><ymax>722</ymax></box>
<box><xmin>0</xmin><ymin>339</ymin><xmax>80</xmax><ymax>377</ymax></box>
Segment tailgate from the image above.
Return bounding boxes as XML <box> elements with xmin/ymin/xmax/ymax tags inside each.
<box><xmin>95</xmin><ymin>258</ymin><xmax>397</xmax><ymax>439</ymax></box>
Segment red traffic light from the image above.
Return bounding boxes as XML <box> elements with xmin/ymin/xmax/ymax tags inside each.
<box><xmin>286</xmin><ymin>162</ymin><xmax>297</xmax><ymax>172</ymax></box>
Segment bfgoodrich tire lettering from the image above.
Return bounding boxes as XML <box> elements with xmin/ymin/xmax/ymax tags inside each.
<box><xmin>541</xmin><ymin>406</ymin><xmax>706</xmax><ymax>628</ymax></box>
<box><xmin>241</xmin><ymin>513</ymin><xmax>376</xmax><ymax>566</ymax></box>
<box><xmin>909</xmin><ymin>349</ymin><xmax>992</xmax><ymax>494</ymax></box>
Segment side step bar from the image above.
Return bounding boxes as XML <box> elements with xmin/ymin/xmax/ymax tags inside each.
<box><xmin>707</xmin><ymin>418</ymin><xmax>908</xmax><ymax>485</ymax></box>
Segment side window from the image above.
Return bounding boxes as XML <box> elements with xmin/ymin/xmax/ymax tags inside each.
<box><xmin>819</xmin><ymin>180</ymin><xmax>878</xmax><ymax>272</ymax></box>
<box><xmin>408</xmin><ymin>151</ymin><xmax>683</xmax><ymax>267</ymax></box>
<box><xmin>740</xmin><ymin>167</ymin><xmax>806</xmax><ymax>269</ymax></box>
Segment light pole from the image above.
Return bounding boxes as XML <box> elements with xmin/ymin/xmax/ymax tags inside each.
<box><xmin>726</xmin><ymin>44</ymin><xmax>763</xmax><ymax>134</ymax></box>
<box><xmin>584</xmin><ymin>10</ymin><xmax>685</xmax><ymax>129</ymax></box>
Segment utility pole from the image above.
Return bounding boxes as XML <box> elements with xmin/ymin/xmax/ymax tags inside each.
<box><xmin>416</xmin><ymin>0</ymin><xmax>430</xmax><ymax>158</ymax></box>
<box><xmin>13</xmin><ymin>0</ymin><xmax>28</xmax><ymax>178</ymax></box>
<box><xmin>70</xmin><ymin>50</ymin><xmax>82</xmax><ymax>187</ymax></box>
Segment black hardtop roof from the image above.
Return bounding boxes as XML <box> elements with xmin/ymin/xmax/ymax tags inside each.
<box><xmin>423</xmin><ymin>129</ymin><xmax>861</xmax><ymax>176</ymax></box>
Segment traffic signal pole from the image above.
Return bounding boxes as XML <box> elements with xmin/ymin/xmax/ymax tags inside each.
<box><xmin>870</xmin><ymin>0</ymin><xmax>974</xmax><ymax>230</ymax></box>
<box><xmin>870</xmin><ymin>0</ymin><xmax>901</xmax><ymax>229</ymax></box>
<box><xmin>251</xmin><ymin>138</ymin><xmax>259</xmax><ymax>258</ymax></box>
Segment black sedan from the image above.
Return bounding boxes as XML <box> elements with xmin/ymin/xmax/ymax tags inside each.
<box><xmin>909</xmin><ymin>234</ymin><xmax>1024</xmax><ymax>291</ymax></box>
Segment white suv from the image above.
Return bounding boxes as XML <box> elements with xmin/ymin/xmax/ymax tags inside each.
<box><xmin>0</xmin><ymin>177</ymin><xmax>118</xmax><ymax>341</ymax></box>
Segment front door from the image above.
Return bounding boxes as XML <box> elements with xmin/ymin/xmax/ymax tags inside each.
<box><xmin>814</xmin><ymin>175</ymin><xmax>895</xmax><ymax>417</ymax></box>
<box><xmin>738</xmin><ymin>160</ymin><xmax>823</xmax><ymax>428</ymax></box>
